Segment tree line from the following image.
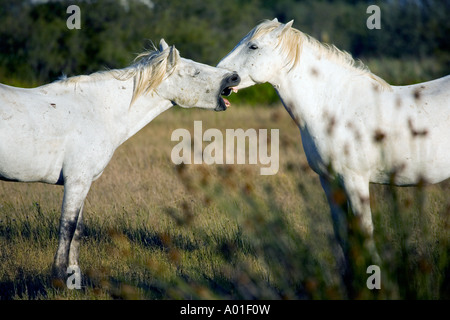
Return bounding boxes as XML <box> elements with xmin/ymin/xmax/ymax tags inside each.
<box><xmin>0</xmin><ymin>0</ymin><xmax>448</xmax><ymax>104</ymax></box>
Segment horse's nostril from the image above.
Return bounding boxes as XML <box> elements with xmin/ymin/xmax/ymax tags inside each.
<box><xmin>230</xmin><ymin>74</ymin><xmax>240</xmax><ymax>84</ymax></box>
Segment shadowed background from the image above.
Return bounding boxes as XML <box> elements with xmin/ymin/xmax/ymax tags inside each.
<box><xmin>1</xmin><ymin>0</ymin><xmax>449</xmax><ymax>103</ymax></box>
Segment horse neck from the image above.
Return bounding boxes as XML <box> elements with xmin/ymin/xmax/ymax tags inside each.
<box><xmin>273</xmin><ymin>46</ymin><xmax>374</xmax><ymax>129</ymax></box>
<box><xmin>109</xmin><ymin>77</ymin><xmax>173</xmax><ymax>145</ymax></box>
<box><xmin>68</xmin><ymin>75</ymin><xmax>173</xmax><ymax>146</ymax></box>
<box><xmin>122</xmin><ymin>89</ymin><xmax>173</xmax><ymax>144</ymax></box>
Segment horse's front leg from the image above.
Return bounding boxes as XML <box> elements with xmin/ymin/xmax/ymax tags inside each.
<box><xmin>69</xmin><ymin>202</ymin><xmax>84</xmax><ymax>267</ymax></box>
<box><xmin>321</xmin><ymin>173</ymin><xmax>380</xmax><ymax>297</ymax></box>
<box><xmin>319</xmin><ymin>176</ymin><xmax>349</xmax><ymax>272</ymax></box>
<box><xmin>341</xmin><ymin>173</ymin><xmax>380</xmax><ymax>264</ymax></box>
<box><xmin>53</xmin><ymin>179</ymin><xmax>91</xmax><ymax>281</ymax></box>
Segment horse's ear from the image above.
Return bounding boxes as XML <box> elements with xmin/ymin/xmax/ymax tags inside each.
<box><xmin>159</xmin><ymin>39</ymin><xmax>169</xmax><ymax>51</ymax></box>
<box><xmin>285</xmin><ymin>20</ymin><xmax>294</xmax><ymax>29</ymax></box>
<box><xmin>272</xmin><ymin>18</ymin><xmax>278</xmax><ymax>22</ymax></box>
<box><xmin>167</xmin><ymin>45</ymin><xmax>180</xmax><ymax>69</ymax></box>
<box><xmin>273</xmin><ymin>20</ymin><xmax>294</xmax><ymax>38</ymax></box>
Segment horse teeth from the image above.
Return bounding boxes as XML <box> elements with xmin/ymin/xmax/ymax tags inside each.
<box><xmin>232</xmin><ymin>87</ymin><xmax>239</xmax><ymax>93</ymax></box>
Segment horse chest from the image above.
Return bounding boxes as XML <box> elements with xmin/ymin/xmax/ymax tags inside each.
<box><xmin>299</xmin><ymin>126</ymin><xmax>333</xmax><ymax>176</ymax></box>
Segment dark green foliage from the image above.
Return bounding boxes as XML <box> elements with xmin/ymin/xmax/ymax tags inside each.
<box><xmin>0</xmin><ymin>0</ymin><xmax>448</xmax><ymax>103</ymax></box>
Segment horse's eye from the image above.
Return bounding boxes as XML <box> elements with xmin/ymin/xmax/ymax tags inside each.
<box><xmin>249</xmin><ymin>44</ymin><xmax>259</xmax><ymax>50</ymax></box>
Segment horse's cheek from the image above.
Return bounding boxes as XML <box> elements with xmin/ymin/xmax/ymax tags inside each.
<box><xmin>177</xmin><ymin>93</ymin><xmax>200</xmax><ymax>108</ymax></box>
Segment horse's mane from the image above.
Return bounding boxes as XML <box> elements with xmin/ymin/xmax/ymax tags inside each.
<box><xmin>59</xmin><ymin>45</ymin><xmax>179</xmax><ymax>105</ymax></box>
<box><xmin>248</xmin><ymin>20</ymin><xmax>391</xmax><ymax>91</ymax></box>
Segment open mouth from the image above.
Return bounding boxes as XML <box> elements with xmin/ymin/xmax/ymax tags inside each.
<box><xmin>216</xmin><ymin>73</ymin><xmax>240</xmax><ymax>111</ymax></box>
<box><xmin>220</xmin><ymin>86</ymin><xmax>239</xmax><ymax>108</ymax></box>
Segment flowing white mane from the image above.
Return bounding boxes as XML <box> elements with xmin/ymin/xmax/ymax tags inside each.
<box><xmin>249</xmin><ymin>20</ymin><xmax>391</xmax><ymax>90</ymax></box>
<box><xmin>59</xmin><ymin>46</ymin><xmax>180</xmax><ymax>105</ymax></box>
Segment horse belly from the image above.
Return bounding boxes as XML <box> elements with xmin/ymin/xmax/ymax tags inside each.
<box><xmin>371</xmin><ymin>126</ymin><xmax>450</xmax><ymax>186</ymax></box>
<box><xmin>0</xmin><ymin>90</ymin><xmax>71</xmax><ymax>183</ymax></box>
<box><xmin>0</xmin><ymin>132</ymin><xmax>65</xmax><ymax>184</ymax></box>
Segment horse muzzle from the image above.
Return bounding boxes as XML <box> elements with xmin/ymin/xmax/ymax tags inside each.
<box><xmin>216</xmin><ymin>72</ymin><xmax>241</xmax><ymax>111</ymax></box>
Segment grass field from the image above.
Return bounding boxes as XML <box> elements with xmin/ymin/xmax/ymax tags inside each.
<box><xmin>0</xmin><ymin>105</ymin><xmax>449</xmax><ymax>300</ymax></box>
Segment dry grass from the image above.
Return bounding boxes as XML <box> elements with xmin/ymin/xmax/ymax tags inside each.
<box><xmin>0</xmin><ymin>105</ymin><xmax>448</xmax><ymax>299</ymax></box>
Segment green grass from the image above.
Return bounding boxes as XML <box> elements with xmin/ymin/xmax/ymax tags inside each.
<box><xmin>0</xmin><ymin>106</ymin><xmax>449</xmax><ymax>300</ymax></box>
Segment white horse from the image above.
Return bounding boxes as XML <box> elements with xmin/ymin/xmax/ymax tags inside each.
<box><xmin>218</xmin><ymin>19</ymin><xmax>450</xmax><ymax>268</ymax></box>
<box><xmin>0</xmin><ymin>39</ymin><xmax>240</xmax><ymax>280</ymax></box>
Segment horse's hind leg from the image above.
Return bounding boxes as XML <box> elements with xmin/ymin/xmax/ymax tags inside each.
<box><xmin>53</xmin><ymin>180</ymin><xmax>91</xmax><ymax>281</ymax></box>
